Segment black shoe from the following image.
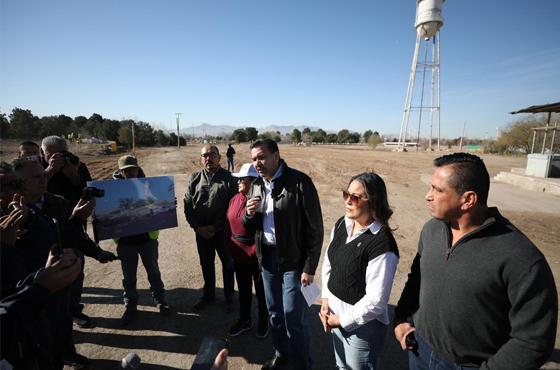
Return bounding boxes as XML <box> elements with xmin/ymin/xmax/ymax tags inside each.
<box><xmin>63</xmin><ymin>353</ymin><xmax>89</xmax><ymax>369</ymax></box>
<box><xmin>158</xmin><ymin>302</ymin><xmax>171</xmax><ymax>316</ymax></box>
<box><xmin>225</xmin><ymin>298</ymin><xmax>234</xmax><ymax>313</ymax></box>
<box><xmin>228</xmin><ymin>319</ymin><xmax>253</xmax><ymax>337</ymax></box>
<box><xmin>120</xmin><ymin>307</ymin><xmax>137</xmax><ymax>327</ymax></box>
<box><xmin>261</xmin><ymin>354</ymin><xmax>288</xmax><ymax>370</ymax></box>
<box><xmin>193</xmin><ymin>296</ymin><xmax>215</xmax><ymax>311</ymax></box>
<box><xmin>73</xmin><ymin>312</ymin><xmax>91</xmax><ymax>328</ymax></box>
<box><xmin>257</xmin><ymin>318</ymin><xmax>269</xmax><ymax>339</ymax></box>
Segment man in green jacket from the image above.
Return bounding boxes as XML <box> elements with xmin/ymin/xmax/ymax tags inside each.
<box><xmin>184</xmin><ymin>145</ymin><xmax>237</xmax><ymax>312</ymax></box>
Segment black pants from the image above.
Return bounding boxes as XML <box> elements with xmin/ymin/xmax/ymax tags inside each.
<box><xmin>234</xmin><ymin>261</ymin><xmax>268</xmax><ymax>322</ymax></box>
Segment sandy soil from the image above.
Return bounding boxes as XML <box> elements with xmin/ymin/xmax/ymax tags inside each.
<box><xmin>1</xmin><ymin>140</ymin><xmax>559</xmax><ymax>370</ymax></box>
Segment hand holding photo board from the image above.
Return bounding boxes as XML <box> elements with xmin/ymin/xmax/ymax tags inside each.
<box><xmin>87</xmin><ymin>176</ymin><xmax>178</xmax><ymax>241</ymax></box>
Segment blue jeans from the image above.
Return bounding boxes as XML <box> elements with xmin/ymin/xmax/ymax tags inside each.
<box><xmin>410</xmin><ymin>332</ymin><xmax>480</xmax><ymax>370</ymax></box>
<box><xmin>117</xmin><ymin>239</ymin><xmax>165</xmax><ymax>308</ymax></box>
<box><xmin>333</xmin><ymin>319</ymin><xmax>388</xmax><ymax>370</ymax></box>
<box><xmin>261</xmin><ymin>244</ymin><xmax>312</xmax><ymax>370</ymax></box>
<box><xmin>227</xmin><ymin>157</ymin><xmax>234</xmax><ymax>172</ymax></box>
<box><xmin>196</xmin><ymin>232</ymin><xmax>235</xmax><ymax>299</ymax></box>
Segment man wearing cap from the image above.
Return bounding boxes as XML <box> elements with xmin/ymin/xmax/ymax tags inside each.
<box><xmin>224</xmin><ymin>163</ymin><xmax>269</xmax><ymax>338</ymax></box>
<box><xmin>184</xmin><ymin>145</ymin><xmax>237</xmax><ymax>312</ymax></box>
<box><xmin>113</xmin><ymin>155</ymin><xmax>170</xmax><ymax>326</ymax></box>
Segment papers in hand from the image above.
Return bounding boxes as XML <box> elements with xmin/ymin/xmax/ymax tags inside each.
<box><xmin>300</xmin><ymin>280</ymin><xmax>320</xmax><ymax>307</ymax></box>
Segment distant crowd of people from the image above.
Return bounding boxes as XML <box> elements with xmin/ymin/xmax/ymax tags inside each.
<box><xmin>1</xmin><ymin>137</ymin><xmax>558</xmax><ymax>370</ymax></box>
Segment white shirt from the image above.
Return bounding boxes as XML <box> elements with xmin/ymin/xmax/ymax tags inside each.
<box><xmin>262</xmin><ymin>162</ymin><xmax>284</xmax><ymax>245</ymax></box>
<box><xmin>321</xmin><ymin>217</ymin><xmax>399</xmax><ymax>332</ymax></box>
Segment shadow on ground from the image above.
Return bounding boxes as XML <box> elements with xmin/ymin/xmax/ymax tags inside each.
<box><xmin>75</xmin><ymin>288</ymin><xmax>409</xmax><ymax>369</ymax></box>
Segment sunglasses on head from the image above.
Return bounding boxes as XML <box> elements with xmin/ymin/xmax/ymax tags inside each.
<box><xmin>1</xmin><ymin>178</ymin><xmax>27</xmax><ymax>190</ymax></box>
<box><xmin>342</xmin><ymin>190</ymin><xmax>368</xmax><ymax>204</ymax></box>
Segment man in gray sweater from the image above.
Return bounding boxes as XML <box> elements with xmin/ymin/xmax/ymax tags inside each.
<box><xmin>394</xmin><ymin>153</ymin><xmax>557</xmax><ymax>370</ymax></box>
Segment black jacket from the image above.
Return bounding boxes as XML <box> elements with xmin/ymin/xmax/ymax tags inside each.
<box><xmin>242</xmin><ymin>160</ymin><xmax>324</xmax><ymax>275</ymax></box>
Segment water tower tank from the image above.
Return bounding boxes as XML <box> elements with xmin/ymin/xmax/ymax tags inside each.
<box><xmin>414</xmin><ymin>0</ymin><xmax>444</xmax><ymax>39</ymax></box>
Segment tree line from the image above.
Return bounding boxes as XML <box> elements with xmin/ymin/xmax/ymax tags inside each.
<box><xmin>0</xmin><ymin>108</ymin><xmax>174</xmax><ymax>146</ymax></box>
<box><xmin>0</xmin><ymin>107</ymin><xmax>385</xmax><ymax>147</ymax></box>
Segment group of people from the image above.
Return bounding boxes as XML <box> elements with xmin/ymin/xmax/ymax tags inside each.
<box><xmin>1</xmin><ymin>137</ymin><xmax>171</xmax><ymax>370</ymax></box>
<box><xmin>183</xmin><ymin>139</ymin><xmax>558</xmax><ymax>370</ymax></box>
<box><xmin>1</xmin><ymin>136</ymin><xmax>558</xmax><ymax>370</ymax></box>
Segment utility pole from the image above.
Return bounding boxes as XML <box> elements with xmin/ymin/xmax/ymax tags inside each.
<box><xmin>175</xmin><ymin>113</ymin><xmax>182</xmax><ymax>148</ymax></box>
<box><xmin>132</xmin><ymin>121</ymin><xmax>135</xmax><ymax>152</ymax></box>
<box><xmin>459</xmin><ymin>121</ymin><xmax>466</xmax><ymax>150</ymax></box>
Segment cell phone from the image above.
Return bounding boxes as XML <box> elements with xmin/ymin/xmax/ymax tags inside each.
<box><xmin>405</xmin><ymin>332</ymin><xmax>420</xmax><ymax>357</ymax></box>
<box><xmin>191</xmin><ymin>336</ymin><xmax>227</xmax><ymax>370</ymax></box>
<box><xmin>252</xmin><ymin>196</ymin><xmax>263</xmax><ymax>213</ymax></box>
<box><xmin>52</xmin><ymin>218</ymin><xmax>63</xmax><ymax>255</ymax></box>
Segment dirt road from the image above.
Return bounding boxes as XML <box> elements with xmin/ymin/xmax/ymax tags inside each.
<box><xmin>1</xmin><ymin>141</ymin><xmax>559</xmax><ymax>369</ymax></box>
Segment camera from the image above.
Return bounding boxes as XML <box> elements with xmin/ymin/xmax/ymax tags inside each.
<box><xmin>61</xmin><ymin>151</ymin><xmax>80</xmax><ymax>166</ymax></box>
<box><xmin>82</xmin><ymin>186</ymin><xmax>105</xmax><ymax>201</ymax></box>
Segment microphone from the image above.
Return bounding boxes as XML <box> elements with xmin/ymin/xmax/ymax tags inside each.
<box><xmin>118</xmin><ymin>352</ymin><xmax>141</xmax><ymax>369</ymax></box>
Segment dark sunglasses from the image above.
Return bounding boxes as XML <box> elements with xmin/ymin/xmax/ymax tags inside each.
<box><xmin>1</xmin><ymin>178</ymin><xmax>27</xmax><ymax>190</ymax></box>
<box><xmin>342</xmin><ymin>190</ymin><xmax>368</xmax><ymax>205</ymax></box>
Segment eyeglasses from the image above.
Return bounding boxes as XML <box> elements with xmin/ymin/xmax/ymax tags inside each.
<box><xmin>1</xmin><ymin>178</ymin><xmax>27</xmax><ymax>190</ymax></box>
<box><xmin>342</xmin><ymin>190</ymin><xmax>368</xmax><ymax>205</ymax></box>
<box><xmin>201</xmin><ymin>152</ymin><xmax>218</xmax><ymax>159</ymax></box>
<box><xmin>237</xmin><ymin>177</ymin><xmax>253</xmax><ymax>182</ymax></box>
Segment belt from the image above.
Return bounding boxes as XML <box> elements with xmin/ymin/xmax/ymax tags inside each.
<box><xmin>232</xmin><ymin>234</ymin><xmax>255</xmax><ymax>245</ymax></box>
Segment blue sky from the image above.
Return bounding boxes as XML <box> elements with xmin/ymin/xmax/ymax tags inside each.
<box><xmin>1</xmin><ymin>0</ymin><xmax>559</xmax><ymax>139</ymax></box>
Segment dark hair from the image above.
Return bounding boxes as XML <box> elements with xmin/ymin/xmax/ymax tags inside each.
<box><xmin>434</xmin><ymin>152</ymin><xmax>490</xmax><ymax>205</ymax></box>
<box><xmin>12</xmin><ymin>156</ymin><xmax>42</xmax><ymax>173</ymax></box>
<box><xmin>349</xmin><ymin>172</ymin><xmax>394</xmax><ymax>231</ymax></box>
<box><xmin>250</xmin><ymin>139</ymin><xmax>279</xmax><ymax>155</ymax></box>
<box><xmin>19</xmin><ymin>141</ymin><xmax>39</xmax><ymax>148</ymax></box>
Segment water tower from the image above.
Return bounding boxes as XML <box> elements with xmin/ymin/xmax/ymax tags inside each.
<box><xmin>397</xmin><ymin>0</ymin><xmax>444</xmax><ymax>151</ymax></box>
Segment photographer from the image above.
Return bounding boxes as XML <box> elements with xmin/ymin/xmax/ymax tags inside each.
<box><xmin>40</xmin><ymin>136</ymin><xmax>94</xmax><ymax>331</ymax></box>
<box><xmin>40</xmin><ymin>135</ymin><xmax>92</xmax><ymax>210</ymax></box>
<box><xmin>112</xmin><ymin>155</ymin><xmax>170</xmax><ymax>326</ymax></box>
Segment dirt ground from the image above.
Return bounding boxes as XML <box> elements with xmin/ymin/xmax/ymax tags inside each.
<box><xmin>2</xmin><ymin>140</ymin><xmax>559</xmax><ymax>370</ymax></box>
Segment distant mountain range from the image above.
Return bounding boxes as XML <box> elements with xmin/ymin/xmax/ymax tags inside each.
<box><xmin>168</xmin><ymin>123</ymin><xmax>332</xmax><ymax>137</ymax></box>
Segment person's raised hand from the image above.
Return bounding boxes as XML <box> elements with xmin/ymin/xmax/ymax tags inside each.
<box><xmin>0</xmin><ymin>208</ymin><xmax>25</xmax><ymax>245</ymax></box>
<box><xmin>72</xmin><ymin>198</ymin><xmax>96</xmax><ymax>221</ymax></box>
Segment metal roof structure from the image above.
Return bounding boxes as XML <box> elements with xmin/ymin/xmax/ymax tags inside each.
<box><xmin>510</xmin><ymin>101</ymin><xmax>560</xmax><ymax>114</ymax></box>
<box><xmin>509</xmin><ymin>102</ymin><xmax>559</xmax><ymax>155</ymax></box>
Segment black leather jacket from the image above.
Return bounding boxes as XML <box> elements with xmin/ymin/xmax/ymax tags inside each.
<box><xmin>242</xmin><ymin>160</ymin><xmax>324</xmax><ymax>275</ymax></box>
